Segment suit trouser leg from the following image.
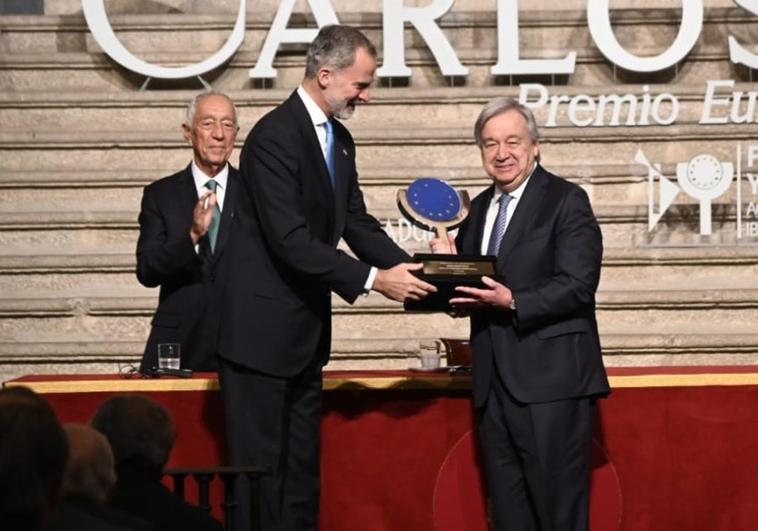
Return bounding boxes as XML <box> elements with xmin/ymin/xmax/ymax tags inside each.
<box><xmin>218</xmin><ymin>358</ymin><xmax>322</xmax><ymax>531</ymax></box>
<box><xmin>219</xmin><ymin>358</ymin><xmax>287</xmax><ymax>531</ymax></box>
<box><xmin>280</xmin><ymin>365</ymin><xmax>321</xmax><ymax>531</ymax></box>
<box><xmin>477</xmin><ymin>374</ymin><xmax>594</xmax><ymax>531</ymax></box>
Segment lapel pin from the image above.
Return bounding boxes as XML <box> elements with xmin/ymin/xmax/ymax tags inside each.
<box><xmin>342</xmin><ymin>148</ymin><xmax>348</xmax><ymax>156</ymax></box>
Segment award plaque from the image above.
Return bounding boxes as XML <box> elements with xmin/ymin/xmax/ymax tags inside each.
<box><xmin>397</xmin><ymin>178</ymin><xmax>497</xmax><ymax>312</ymax></box>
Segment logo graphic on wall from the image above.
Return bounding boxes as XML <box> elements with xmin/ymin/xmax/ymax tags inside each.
<box><xmin>638</xmin><ymin>147</ymin><xmax>758</xmax><ymax>240</ymax></box>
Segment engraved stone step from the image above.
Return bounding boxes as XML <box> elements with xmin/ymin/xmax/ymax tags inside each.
<box><xmin>0</xmin><ymin>301</ymin><xmax>751</xmax><ymax>362</ymax></box>
<box><xmin>0</xmin><ymin>202</ymin><xmax>731</xmax><ymax>251</ymax></box>
<box><xmin>1</xmin><ymin>279</ymin><xmax>754</xmax><ymax>319</ymax></box>
<box><xmin>3</xmin><ymin>83</ymin><xmax>753</xmax><ymax>132</ymax></box>
<box><xmin>1</xmin><ymin>123</ymin><xmax>755</xmax><ymax>174</ymax></box>
<box><xmin>1</xmin><ymin>325</ymin><xmax>756</xmax><ymax>382</ymax></box>
<box><xmin>1</xmin><ymin>244</ymin><xmax>754</xmax><ymax>302</ymax></box>
<box><xmin>2</xmin><ymin>160</ymin><xmax>752</xmax><ymax>216</ymax></box>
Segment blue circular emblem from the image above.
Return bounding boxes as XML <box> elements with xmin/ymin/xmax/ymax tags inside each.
<box><xmin>406</xmin><ymin>178</ymin><xmax>461</xmax><ymax>222</ymax></box>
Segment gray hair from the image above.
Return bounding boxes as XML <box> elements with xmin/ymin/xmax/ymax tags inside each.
<box><xmin>304</xmin><ymin>25</ymin><xmax>377</xmax><ymax>78</ymax></box>
<box><xmin>61</xmin><ymin>424</ymin><xmax>116</xmax><ymax>504</ymax></box>
<box><xmin>474</xmin><ymin>97</ymin><xmax>540</xmax><ymax>149</ymax></box>
<box><xmin>185</xmin><ymin>91</ymin><xmax>239</xmax><ymax>129</ymax></box>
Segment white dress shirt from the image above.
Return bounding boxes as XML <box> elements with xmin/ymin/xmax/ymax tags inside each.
<box><xmin>480</xmin><ymin>162</ymin><xmax>537</xmax><ymax>255</ymax></box>
<box><xmin>297</xmin><ymin>85</ymin><xmax>331</xmax><ymax>159</ymax></box>
<box><xmin>191</xmin><ymin>161</ymin><xmax>228</xmax><ymax>211</ymax></box>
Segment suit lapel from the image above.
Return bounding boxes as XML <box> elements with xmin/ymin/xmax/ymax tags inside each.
<box><xmin>331</xmin><ymin>123</ymin><xmax>350</xmax><ymax>244</ymax></box>
<box><xmin>497</xmin><ymin>165</ymin><xmax>549</xmax><ymax>263</ymax></box>
<box><xmin>468</xmin><ymin>186</ymin><xmax>493</xmax><ymax>256</ymax></box>
<box><xmin>288</xmin><ymin>91</ymin><xmax>337</xmax><ymax>237</ymax></box>
<box><xmin>179</xmin><ymin>164</ymin><xmax>198</xmax><ymax>217</ymax></box>
<box><xmin>289</xmin><ymin>92</ymin><xmax>337</xmax><ymax>201</ymax></box>
<box><xmin>211</xmin><ymin>165</ymin><xmax>237</xmax><ymax>263</ymax></box>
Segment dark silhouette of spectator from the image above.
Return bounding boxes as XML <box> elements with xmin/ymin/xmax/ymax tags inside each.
<box><xmin>51</xmin><ymin>423</ymin><xmax>157</xmax><ymax>531</ymax></box>
<box><xmin>91</xmin><ymin>394</ymin><xmax>223</xmax><ymax>531</ymax></box>
<box><xmin>0</xmin><ymin>385</ymin><xmax>69</xmax><ymax>531</ymax></box>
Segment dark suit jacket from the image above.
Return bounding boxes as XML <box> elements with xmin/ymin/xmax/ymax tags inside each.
<box><xmin>51</xmin><ymin>496</ymin><xmax>157</xmax><ymax>531</ymax></box>
<box><xmin>110</xmin><ymin>464</ymin><xmax>223</xmax><ymax>531</ymax></box>
<box><xmin>136</xmin><ymin>164</ymin><xmax>239</xmax><ymax>372</ymax></box>
<box><xmin>456</xmin><ymin>165</ymin><xmax>610</xmax><ymax>407</ymax></box>
<box><xmin>220</xmin><ymin>91</ymin><xmax>409</xmax><ymax>377</ymax></box>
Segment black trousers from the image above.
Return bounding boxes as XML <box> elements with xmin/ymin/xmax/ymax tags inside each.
<box><xmin>218</xmin><ymin>357</ymin><xmax>322</xmax><ymax>531</ymax></box>
<box><xmin>477</xmin><ymin>373</ymin><xmax>595</xmax><ymax>531</ymax></box>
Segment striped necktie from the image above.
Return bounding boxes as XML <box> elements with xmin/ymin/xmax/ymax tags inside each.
<box><xmin>486</xmin><ymin>193</ymin><xmax>513</xmax><ymax>256</ymax></box>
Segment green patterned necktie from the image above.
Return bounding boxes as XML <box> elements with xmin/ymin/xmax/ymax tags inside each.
<box><xmin>204</xmin><ymin>179</ymin><xmax>221</xmax><ymax>253</ymax></box>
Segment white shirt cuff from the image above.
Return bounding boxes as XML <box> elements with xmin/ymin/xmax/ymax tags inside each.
<box><xmin>363</xmin><ymin>266</ymin><xmax>378</xmax><ymax>294</ymax></box>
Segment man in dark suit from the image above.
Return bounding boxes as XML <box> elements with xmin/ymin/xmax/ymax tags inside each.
<box><xmin>219</xmin><ymin>25</ymin><xmax>435</xmax><ymax>531</ymax></box>
<box><xmin>432</xmin><ymin>97</ymin><xmax>610</xmax><ymax>531</ymax></box>
<box><xmin>136</xmin><ymin>92</ymin><xmax>240</xmax><ymax>372</ymax></box>
<box><xmin>91</xmin><ymin>394</ymin><xmax>223</xmax><ymax>531</ymax></box>
<box><xmin>51</xmin><ymin>424</ymin><xmax>156</xmax><ymax>531</ymax></box>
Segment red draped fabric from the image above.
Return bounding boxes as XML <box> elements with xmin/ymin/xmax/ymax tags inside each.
<box><xmin>7</xmin><ymin>367</ymin><xmax>758</xmax><ymax>531</ymax></box>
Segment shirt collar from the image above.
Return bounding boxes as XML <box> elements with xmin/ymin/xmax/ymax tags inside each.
<box><xmin>297</xmin><ymin>85</ymin><xmax>329</xmax><ymax>127</ymax></box>
<box><xmin>191</xmin><ymin>160</ymin><xmax>229</xmax><ymax>190</ymax></box>
<box><xmin>492</xmin><ymin>161</ymin><xmax>538</xmax><ymax>203</ymax></box>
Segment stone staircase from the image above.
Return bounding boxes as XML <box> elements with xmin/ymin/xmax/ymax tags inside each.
<box><xmin>1</xmin><ymin>1</ymin><xmax>757</xmax><ymax>381</ymax></box>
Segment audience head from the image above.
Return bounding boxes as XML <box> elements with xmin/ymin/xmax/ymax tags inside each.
<box><xmin>61</xmin><ymin>423</ymin><xmax>117</xmax><ymax>504</ymax></box>
<box><xmin>91</xmin><ymin>394</ymin><xmax>177</xmax><ymax>475</ymax></box>
<box><xmin>0</xmin><ymin>386</ymin><xmax>68</xmax><ymax>531</ymax></box>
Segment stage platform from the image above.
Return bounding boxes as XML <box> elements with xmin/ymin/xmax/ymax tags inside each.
<box><xmin>6</xmin><ymin>367</ymin><xmax>758</xmax><ymax>531</ymax></box>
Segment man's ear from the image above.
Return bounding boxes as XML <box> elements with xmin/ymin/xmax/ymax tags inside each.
<box><xmin>181</xmin><ymin>123</ymin><xmax>192</xmax><ymax>144</ymax></box>
<box><xmin>317</xmin><ymin>67</ymin><xmax>332</xmax><ymax>89</ymax></box>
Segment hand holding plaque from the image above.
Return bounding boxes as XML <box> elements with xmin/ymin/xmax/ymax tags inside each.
<box><xmin>397</xmin><ymin>178</ymin><xmax>497</xmax><ymax>312</ymax></box>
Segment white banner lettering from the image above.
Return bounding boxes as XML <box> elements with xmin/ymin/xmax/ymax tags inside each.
<box><xmin>249</xmin><ymin>0</ymin><xmax>339</xmax><ymax>78</ymax></box>
<box><xmin>377</xmin><ymin>0</ymin><xmax>467</xmax><ymax>77</ymax></box>
<box><xmin>82</xmin><ymin>0</ymin><xmax>246</xmax><ymax>80</ymax></box>
<box><xmin>491</xmin><ymin>0</ymin><xmax>575</xmax><ymax>76</ymax></box>
<box><xmin>587</xmin><ymin>0</ymin><xmax>703</xmax><ymax>73</ymax></box>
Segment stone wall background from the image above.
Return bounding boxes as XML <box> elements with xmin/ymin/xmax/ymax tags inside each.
<box><xmin>1</xmin><ymin>0</ymin><xmax>757</xmax><ymax>381</ymax></box>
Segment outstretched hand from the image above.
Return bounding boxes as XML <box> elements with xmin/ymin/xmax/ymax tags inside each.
<box><xmin>374</xmin><ymin>263</ymin><xmax>437</xmax><ymax>302</ymax></box>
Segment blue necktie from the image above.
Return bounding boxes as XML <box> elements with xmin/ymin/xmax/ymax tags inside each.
<box><xmin>486</xmin><ymin>193</ymin><xmax>513</xmax><ymax>256</ymax></box>
<box><xmin>323</xmin><ymin>119</ymin><xmax>336</xmax><ymax>187</ymax></box>
<box><xmin>204</xmin><ymin>179</ymin><xmax>221</xmax><ymax>253</ymax></box>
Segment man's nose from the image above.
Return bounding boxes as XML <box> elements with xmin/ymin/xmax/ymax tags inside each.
<box><xmin>211</xmin><ymin>122</ymin><xmax>225</xmax><ymax>138</ymax></box>
<box><xmin>496</xmin><ymin>144</ymin><xmax>510</xmax><ymax>160</ymax></box>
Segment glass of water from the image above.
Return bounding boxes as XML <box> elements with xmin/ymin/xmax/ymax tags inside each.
<box><xmin>157</xmin><ymin>343</ymin><xmax>181</xmax><ymax>370</ymax></box>
<box><xmin>417</xmin><ymin>340</ymin><xmax>442</xmax><ymax>370</ymax></box>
